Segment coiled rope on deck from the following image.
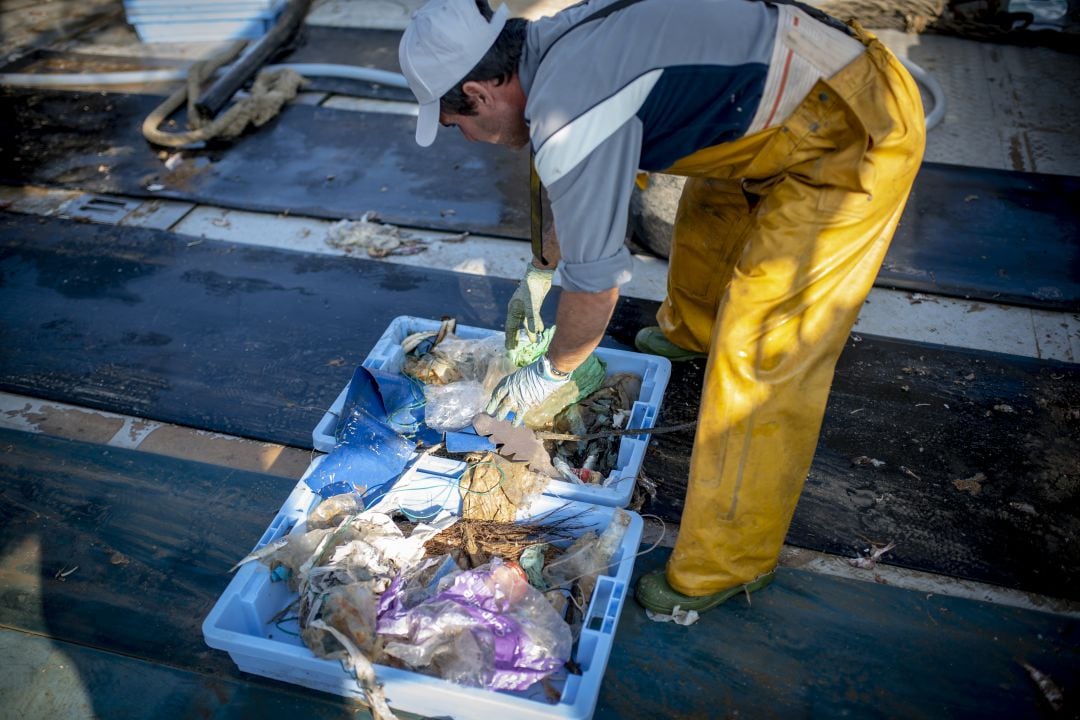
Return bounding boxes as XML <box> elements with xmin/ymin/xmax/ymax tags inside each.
<box><xmin>141</xmin><ymin>41</ymin><xmax>307</xmax><ymax>148</ymax></box>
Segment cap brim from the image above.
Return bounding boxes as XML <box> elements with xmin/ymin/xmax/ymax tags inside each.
<box><xmin>415</xmin><ymin>100</ymin><xmax>440</xmax><ymax>147</ymax></box>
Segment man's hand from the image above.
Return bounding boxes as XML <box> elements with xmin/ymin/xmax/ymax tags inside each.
<box><xmin>485</xmin><ymin>355</ymin><xmax>569</xmax><ymax>426</ymax></box>
<box><xmin>504</xmin><ymin>265</ymin><xmax>554</xmax><ymax>350</ymax></box>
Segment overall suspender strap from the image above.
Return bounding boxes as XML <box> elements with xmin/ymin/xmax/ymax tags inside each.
<box><xmin>763</xmin><ymin>0</ymin><xmax>855</xmax><ymax>36</ymax></box>
<box><xmin>530</xmin><ymin>154</ymin><xmax>545</xmax><ymax>265</ymax></box>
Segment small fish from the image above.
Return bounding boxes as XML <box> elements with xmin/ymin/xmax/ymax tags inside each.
<box><xmin>849</xmin><ymin>541</ymin><xmax>896</xmax><ymax>570</ymax></box>
<box><xmin>229</xmin><ymin>538</ymin><xmax>289</xmax><ymax>573</ymax></box>
<box><xmin>1021</xmin><ymin>662</ymin><xmax>1064</xmax><ymax>712</ymax></box>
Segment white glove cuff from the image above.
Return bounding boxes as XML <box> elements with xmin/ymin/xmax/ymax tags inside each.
<box><xmin>526</xmin><ymin>264</ymin><xmax>555</xmax><ymax>279</ymax></box>
<box><xmin>540</xmin><ymin>355</ymin><xmax>571</xmax><ymax>383</ymax></box>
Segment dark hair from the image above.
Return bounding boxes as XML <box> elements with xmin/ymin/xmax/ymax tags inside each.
<box><xmin>439</xmin><ymin>0</ymin><xmax>527</xmax><ymax>116</ymax></box>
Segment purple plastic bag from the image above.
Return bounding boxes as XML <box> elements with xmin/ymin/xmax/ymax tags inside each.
<box><xmin>377</xmin><ymin>559</ymin><xmax>572</xmax><ymax>691</ymax></box>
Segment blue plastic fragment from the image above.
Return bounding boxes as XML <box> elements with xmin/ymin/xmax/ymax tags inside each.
<box><xmin>445</xmin><ymin>429</ymin><xmax>497</xmax><ymax>453</ymax></box>
<box><xmin>336</xmin><ymin>367</ymin><xmax>386</xmax><ymax>439</ymax></box>
<box><xmin>372</xmin><ymin>369</ymin><xmax>425</xmax><ymax>431</ymax></box>
<box><xmin>270</xmin><ymin>565</ymin><xmax>290</xmax><ymax>583</ymax></box>
<box><xmin>415</xmin><ymin>425</ymin><xmax>445</xmax><ymax>446</ymax></box>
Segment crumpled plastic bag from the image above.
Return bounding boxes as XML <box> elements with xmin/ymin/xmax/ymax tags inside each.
<box><xmin>409</xmin><ymin>333</ymin><xmax>514</xmax><ymax>430</ymax></box>
<box><xmin>303</xmin><ymin>583</ymin><xmax>382</xmax><ymax>656</ymax></box>
<box><xmin>423</xmin><ymin>381</ymin><xmax>488</xmax><ymax>432</ymax></box>
<box><xmin>376</xmin><ymin>558</ymin><xmax>572</xmax><ymax>691</ymax></box>
<box><xmin>307</xmin><ymin>492</ymin><xmax>365</xmax><ymax>529</ymax></box>
<box><xmin>324</xmin><ymin>513</ymin><xmax>444</xmax><ymax>590</ymax></box>
<box><xmin>243</xmin><ymin>511</ymin><xmax>448</xmax><ymax>593</ymax></box>
<box><xmin>405</xmin><ymin>333</ymin><xmax>509</xmax><ymax>387</ymax></box>
<box><xmin>543</xmin><ymin>508</ymin><xmax>630</xmax><ymax>602</ymax></box>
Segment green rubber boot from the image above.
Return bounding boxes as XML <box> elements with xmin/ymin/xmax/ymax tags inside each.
<box><xmin>635</xmin><ymin>569</ymin><xmax>775</xmax><ymax>615</ymax></box>
<box><xmin>634</xmin><ymin>326</ymin><xmax>707</xmax><ymax>362</ymax></box>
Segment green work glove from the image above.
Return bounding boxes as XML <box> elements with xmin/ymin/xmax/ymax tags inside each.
<box><xmin>505</xmin><ymin>264</ymin><xmax>554</xmax><ymax>350</ymax></box>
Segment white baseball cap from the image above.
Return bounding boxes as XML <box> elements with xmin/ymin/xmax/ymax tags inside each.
<box><xmin>399</xmin><ymin>0</ymin><xmax>510</xmax><ymax>147</ymax></box>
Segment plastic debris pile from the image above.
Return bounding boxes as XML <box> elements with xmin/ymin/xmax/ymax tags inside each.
<box><xmin>402</xmin><ymin>324</ymin><xmax>512</xmax><ymax>430</ymax></box>
<box><xmin>234</xmin><ymin>499</ymin><xmax>632</xmax><ymax>719</ymax></box>
<box><xmin>549</xmin><ymin>373</ymin><xmax>643</xmax><ymax>486</ymax></box>
<box><xmin>261</xmin><ymin>317</ymin><xmax>648</xmax><ymax>717</ymax></box>
<box><xmin>402</xmin><ymin>319</ymin><xmax>639</xmax><ymax>486</ymax></box>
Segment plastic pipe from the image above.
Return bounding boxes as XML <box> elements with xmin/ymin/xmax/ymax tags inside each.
<box><xmin>899</xmin><ymin>57</ymin><xmax>946</xmax><ymax>131</ymax></box>
<box><xmin>264</xmin><ymin>63</ymin><xmax>409</xmax><ymax>88</ymax></box>
<box><xmin>0</xmin><ymin>69</ymin><xmax>189</xmax><ymax>86</ymax></box>
<box><xmin>0</xmin><ymin>64</ymin><xmax>408</xmax><ymax>89</ymax></box>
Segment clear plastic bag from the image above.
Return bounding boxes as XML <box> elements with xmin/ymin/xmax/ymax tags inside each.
<box><xmin>419</xmin><ymin>334</ymin><xmax>514</xmax><ymax>430</ymax></box>
<box><xmin>405</xmin><ymin>333</ymin><xmax>510</xmax><ymax>387</ymax></box>
<box><xmin>542</xmin><ymin>509</ymin><xmax>630</xmax><ymax>603</ymax></box>
<box><xmin>436</xmin><ymin>334</ymin><xmax>506</xmax><ymax>379</ymax></box>
<box><xmin>307</xmin><ymin>492</ymin><xmax>365</xmax><ymax>529</ymax></box>
<box><xmin>423</xmin><ymin>381</ymin><xmax>488</xmax><ymax>431</ymax></box>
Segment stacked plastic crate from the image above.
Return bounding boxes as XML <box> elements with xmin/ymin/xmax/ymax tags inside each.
<box><xmin>123</xmin><ymin>0</ymin><xmax>285</xmax><ymax>43</ymax></box>
<box><xmin>203</xmin><ymin>316</ymin><xmax>673</xmax><ymax>720</ymax></box>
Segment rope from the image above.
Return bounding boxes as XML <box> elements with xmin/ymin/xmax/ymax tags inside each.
<box><xmin>141</xmin><ymin>41</ymin><xmax>308</xmax><ymax>148</ymax></box>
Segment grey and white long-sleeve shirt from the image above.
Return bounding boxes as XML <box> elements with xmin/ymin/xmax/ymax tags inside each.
<box><xmin>520</xmin><ymin>0</ymin><xmax>864</xmax><ymax>292</ymax></box>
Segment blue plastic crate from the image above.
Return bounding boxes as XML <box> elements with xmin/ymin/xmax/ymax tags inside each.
<box><xmin>202</xmin><ymin>456</ymin><xmax>644</xmax><ymax>720</ymax></box>
<box><xmin>124</xmin><ymin>0</ymin><xmax>284</xmax><ymax>42</ymax></box>
<box><xmin>312</xmin><ymin>316</ymin><xmax>672</xmax><ymax>508</ymax></box>
<box><xmin>131</xmin><ymin>19</ymin><xmax>276</xmax><ymax>42</ymax></box>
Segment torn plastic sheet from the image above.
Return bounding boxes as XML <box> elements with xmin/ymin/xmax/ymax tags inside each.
<box><xmin>444</xmin><ymin>428</ymin><xmax>497</xmax><ymax>453</ymax></box>
<box><xmin>336</xmin><ymin>365</ymin><xmax>440</xmax><ymax>445</ymax></box>
<box><xmin>645</xmin><ymin>605</ymin><xmax>700</xmax><ymax>626</ymax></box>
<box><xmin>309</xmin><ymin>366</ymin><xmax>447</xmax><ymax>501</ymax></box>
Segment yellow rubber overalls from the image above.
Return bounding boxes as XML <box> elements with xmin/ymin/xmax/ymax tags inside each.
<box><xmin>657</xmin><ymin>20</ymin><xmax>926</xmax><ymax>595</ymax></box>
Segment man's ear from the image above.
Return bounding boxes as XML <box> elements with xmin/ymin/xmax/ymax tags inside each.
<box><xmin>462</xmin><ymin>79</ymin><xmax>494</xmax><ymax>107</ymax></box>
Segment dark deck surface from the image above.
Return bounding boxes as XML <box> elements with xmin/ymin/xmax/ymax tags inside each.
<box><xmin>2</xmin><ymin>87</ymin><xmax>1078</xmax><ymax>310</ymax></box>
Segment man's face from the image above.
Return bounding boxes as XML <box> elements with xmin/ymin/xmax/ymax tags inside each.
<box><xmin>440</xmin><ymin>79</ymin><xmax>529</xmax><ymax>149</ymax></box>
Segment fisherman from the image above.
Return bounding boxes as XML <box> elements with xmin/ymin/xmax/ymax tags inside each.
<box><xmin>398</xmin><ymin>0</ymin><xmax>925</xmax><ymax>615</ymax></box>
